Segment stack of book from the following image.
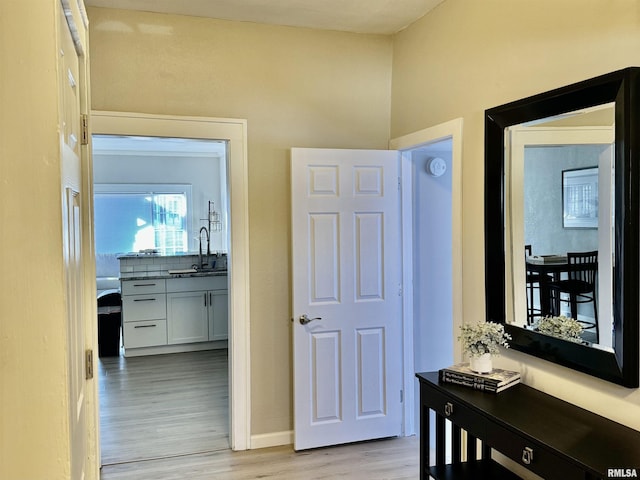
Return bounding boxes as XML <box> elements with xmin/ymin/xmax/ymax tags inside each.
<box><xmin>439</xmin><ymin>363</ymin><xmax>521</xmax><ymax>393</ymax></box>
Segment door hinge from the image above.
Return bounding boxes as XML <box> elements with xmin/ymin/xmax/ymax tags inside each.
<box><xmin>398</xmin><ymin>177</ymin><xmax>402</xmax><ymax>191</ymax></box>
<box><xmin>85</xmin><ymin>349</ymin><xmax>94</xmax><ymax>380</ymax></box>
<box><xmin>400</xmin><ymin>389</ymin><xmax>404</xmax><ymax>403</ymax></box>
<box><xmin>81</xmin><ymin>114</ymin><xmax>89</xmax><ymax>146</ymax></box>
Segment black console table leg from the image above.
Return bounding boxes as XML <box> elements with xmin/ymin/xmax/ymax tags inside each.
<box><xmin>466</xmin><ymin>433</ymin><xmax>477</xmax><ymax>461</ymax></box>
<box><xmin>420</xmin><ymin>404</ymin><xmax>430</xmax><ymax>480</ymax></box>
<box><xmin>482</xmin><ymin>442</ymin><xmax>491</xmax><ymax>460</ymax></box>
<box><xmin>435</xmin><ymin>413</ymin><xmax>446</xmax><ymax>467</ymax></box>
<box><xmin>452</xmin><ymin>424</ymin><xmax>462</xmax><ymax>463</ymax></box>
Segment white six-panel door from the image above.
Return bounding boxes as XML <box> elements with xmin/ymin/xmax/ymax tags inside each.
<box><xmin>291</xmin><ymin>148</ymin><xmax>402</xmax><ymax>450</ymax></box>
<box><xmin>59</xmin><ymin>3</ymin><xmax>87</xmax><ymax>477</ymax></box>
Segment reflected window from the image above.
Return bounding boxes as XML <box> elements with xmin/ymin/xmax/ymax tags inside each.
<box><xmin>562</xmin><ymin>167</ymin><xmax>598</xmax><ymax>229</ymax></box>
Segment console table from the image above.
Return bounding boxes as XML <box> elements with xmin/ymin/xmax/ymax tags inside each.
<box><xmin>417</xmin><ymin>371</ymin><xmax>640</xmax><ymax>479</ymax></box>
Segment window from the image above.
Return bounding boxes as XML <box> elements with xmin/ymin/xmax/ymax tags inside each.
<box><xmin>94</xmin><ymin>184</ymin><xmax>192</xmax><ymax>255</ymax></box>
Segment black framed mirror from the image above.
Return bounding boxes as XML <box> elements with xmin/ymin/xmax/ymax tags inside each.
<box><xmin>485</xmin><ymin>67</ymin><xmax>639</xmax><ymax>387</ymax></box>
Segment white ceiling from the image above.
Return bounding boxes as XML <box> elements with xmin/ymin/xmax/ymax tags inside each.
<box><xmin>84</xmin><ymin>0</ymin><xmax>445</xmax><ymax>35</ymax></box>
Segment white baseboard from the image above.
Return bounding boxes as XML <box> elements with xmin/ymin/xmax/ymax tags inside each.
<box><xmin>250</xmin><ymin>430</ymin><xmax>293</xmax><ymax>449</ymax></box>
<box><xmin>123</xmin><ymin>340</ymin><xmax>227</xmax><ymax>357</ymax></box>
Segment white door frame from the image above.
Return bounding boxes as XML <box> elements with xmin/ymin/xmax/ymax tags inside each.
<box><xmin>390</xmin><ymin>118</ymin><xmax>464</xmax><ymax>436</ymax></box>
<box><xmin>90</xmin><ymin>111</ymin><xmax>251</xmax><ymax>451</ymax></box>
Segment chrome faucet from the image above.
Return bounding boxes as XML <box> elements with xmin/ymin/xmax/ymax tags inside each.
<box><xmin>198</xmin><ymin>226</ymin><xmax>211</xmax><ymax>269</ymax></box>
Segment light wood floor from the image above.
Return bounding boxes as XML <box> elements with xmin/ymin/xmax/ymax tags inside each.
<box><xmin>98</xmin><ymin>349</ymin><xmax>229</xmax><ymax>465</ymax></box>
<box><xmin>99</xmin><ymin>349</ymin><xmax>419</xmax><ymax>479</ymax></box>
<box><xmin>100</xmin><ymin>436</ymin><xmax>420</xmax><ymax>479</ymax></box>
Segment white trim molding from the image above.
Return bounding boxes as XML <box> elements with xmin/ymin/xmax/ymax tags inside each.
<box><xmin>90</xmin><ymin>110</ymin><xmax>252</xmax><ymax>450</ymax></box>
<box><xmin>390</xmin><ymin>117</ymin><xmax>464</xmax><ymax>436</ymax></box>
<box><xmin>250</xmin><ymin>431</ymin><xmax>294</xmax><ymax>450</ymax></box>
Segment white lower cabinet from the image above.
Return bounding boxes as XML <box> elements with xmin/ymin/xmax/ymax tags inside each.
<box><xmin>121</xmin><ymin>280</ymin><xmax>168</xmax><ymax>349</ymax></box>
<box><xmin>208</xmin><ymin>290</ymin><xmax>228</xmax><ymax>341</ymax></box>
<box><xmin>121</xmin><ymin>275</ymin><xmax>228</xmax><ymax>355</ymax></box>
<box><xmin>167</xmin><ymin>291</ymin><xmax>209</xmax><ymax>344</ymax></box>
<box><xmin>166</xmin><ymin>275</ymin><xmax>228</xmax><ymax>344</ymax></box>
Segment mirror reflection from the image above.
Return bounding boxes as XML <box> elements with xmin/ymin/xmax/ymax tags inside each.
<box><xmin>504</xmin><ymin>103</ymin><xmax>615</xmax><ymax>351</ymax></box>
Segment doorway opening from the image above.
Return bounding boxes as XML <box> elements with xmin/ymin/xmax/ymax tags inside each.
<box><xmin>90</xmin><ymin>111</ymin><xmax>251</xmax><ymax>468</ymax></box>
<box><xmin>93</xmin><ymin>134</ymin><xmax>231</xmax><ymax>465</ymax></box>
<box><xmin>409</xmin><ymin>139</ymin><xmax>455</xmax><ymax>364</ymax></box>
<box><xmin>392</xmin><ymin>119</ymin><xmax>463</xmax><ymax>436</ymax></box>
<box><xmin>406</xmin><ymin>139</ymin><xmax>456</xmax><ymax>429</ymax></box>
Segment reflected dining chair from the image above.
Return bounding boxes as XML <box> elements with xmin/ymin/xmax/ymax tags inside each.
<box><xmin>548</xmin><ymin>250</ymin><xmax>598</xmax><ymax>342</ymax></box>
<box><xmin>525</xmin><ymin>245</ymin><xmax>550</xmax><ymax>325</ymax></box>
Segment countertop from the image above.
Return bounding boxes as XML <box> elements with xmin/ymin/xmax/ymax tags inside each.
<box><xmin>117</xmin><ymin>251</ymin><xmax>227</xmax><ymax>258</ymax></box>
<box><xmin>120</xmin><ymin>270</ymin><xmax>228</xmax><ymax>281</ymax></box>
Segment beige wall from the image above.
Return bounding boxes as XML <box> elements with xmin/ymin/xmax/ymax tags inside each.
<box><xmin>88</xmin><ymin>7</ymin><xmax>393</xmax><ymax>435</ymax></box>
<box><xmin>391</xmin><ymin>0</ymin><xmax>640</xmax><ymax>439</ymax></box>
<box><xmin>3</xmin><ymin>2</ymin><xmax>640</xmax><ymax>477</ymax></box>
<box><xmin>89</xmin><ymin>2</ymin><xmax>640</xmax><ymax>445</ymax></box>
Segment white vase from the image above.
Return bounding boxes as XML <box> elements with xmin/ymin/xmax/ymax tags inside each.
<box><xmin>470</xmin><ymin>353</ymin><xmax>493</xmax><ymax>373</ymax></box>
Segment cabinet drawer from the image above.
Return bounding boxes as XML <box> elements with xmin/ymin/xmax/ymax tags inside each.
<box><xmin>485</xmin><ymin>422</ymin><xmax>583</xmax><ymax>480</ymax></box>
<box><xmin>422</xmin><ymin>384</ymin><xmax>485</xmax><ymax>439</ymax></box>
<box><xmin>122</xmin><ymin>279</ymin><xmax>166</xmax><ymax>295</ymax></box>
<box><xmin>123</xmin><ymin>320</ymin><xmax>168</xmax><ymax>348</ymax></box>
<box><xmin>122</xmin><ymin>294</ymin><xmax>166</xmax><ymax>322</ymax></box>
<box><xmin>166</xmin><ymin>275</ymin><xmax>227</xmax><ymax>293</ymax></box>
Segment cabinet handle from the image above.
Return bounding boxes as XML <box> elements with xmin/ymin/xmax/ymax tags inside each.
<box><xmin>444</xmin><ymin>402</ymin><xmax>454</xmax><ymax>417</ymax></box>
<box><xmin>134</xmin><ymin>324</ymin><xmax>156</xmax><ymax>328</ymax></box>
<box><xmin>133</xmin><ymin>283</ymin><xmax>156</xmax><ymax>287</ymax></box>
<box><xmin>209</xmin><ymin>292</ymin><xmax>212</xmax><ymax>304</ymax></box>
<box><xmin>204</xmin><ymin>293</ymin><xmax>207</xmax><ymax>307</ymax></box>
<box><xmin>522</xmin><ymin>446</ymin><xmax>534</xmax><ymax>465</ymax></box>
<box><xmin>133</xmin><ymin>298</ymin><xmax>156</xmax><ymax>302</ymax></box>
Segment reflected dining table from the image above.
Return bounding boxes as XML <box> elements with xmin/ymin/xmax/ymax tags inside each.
<box><xmin>525</xmin><ymin>255</ymin><xmax>569</xmax><ymax>317</ymax></box>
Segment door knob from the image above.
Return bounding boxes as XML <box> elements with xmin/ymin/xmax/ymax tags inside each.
<box><xmin>299</xmin><ymin>314</ymin><xmax>322</xmax><ymax>325</ymax></box>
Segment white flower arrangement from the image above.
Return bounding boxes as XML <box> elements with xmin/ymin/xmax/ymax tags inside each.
<box><xmin>458</xmin><ymin>321</ymin><xmax>511</xmax><ymax>358</ymax></box>
<box><xmin>536</xmin><ymin>315</ymin><xmax>584</xmax><ymax>342</ymax></box>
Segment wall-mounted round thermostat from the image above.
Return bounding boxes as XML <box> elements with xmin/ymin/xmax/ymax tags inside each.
<box><xmin>426</xmin><ymin>157</ymin><xmax>447</xmax><ymax>177</ymax></box>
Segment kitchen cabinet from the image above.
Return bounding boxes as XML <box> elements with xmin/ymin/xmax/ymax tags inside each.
<box><xmin>121</xmin><ymin>275</ymin><xmax>227</xmax><ymax>356</ymax></box>
<box><xmin>166</xmin><ymin>276</ymin><xmax>228</xmax><ymax>344</ymax></box>
<box><xmin>208</xmin><ymin>290</ymin><xmax>228</xmax><ymax>341</ymax></box>
<box><xmin>166</xmin><ymin>291</ymin><xmax>209</xmax><ymax>344</ymax></box>
<box><xmin>121</xmin><ymin>279</ymin><xmax>168</xmax><ymax>349</ymax></box>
